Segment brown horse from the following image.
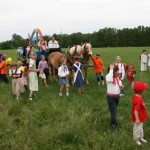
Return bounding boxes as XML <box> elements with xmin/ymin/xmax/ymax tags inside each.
<box><xmin>81</xmin><ymin>43</ymin><xmax>93</xmax><ymax>84</ymax></box>
<box><xmin>48</xmin><ymin>45</ymin><xmax>83</xmax><ymax>81</ymax></box>
<box><xmin>48</xmin><ymin>52</ymin><xmax>67</xmax><ymax>81</ymax></box>
<box><xmin>48</xmin><ymin>44</ymin><xmax>92</xmax><ymax>83</ymax></box>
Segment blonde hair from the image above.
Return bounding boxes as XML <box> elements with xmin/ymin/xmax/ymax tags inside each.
<box><xmin>30</xmin><ymin>51</ymin><xmax>36</xmax><ymax>56</ymax></box>
<box><xmin>17</xmin><ymin>61</ymin><xmax>23</xmax><ymax>66</ymax></box>
<box><xmin>10</xmin><ymin>61</ymin><xmax>18</xmax><ymax>67</ymax></box>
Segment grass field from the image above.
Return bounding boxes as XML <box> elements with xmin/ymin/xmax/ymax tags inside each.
<box><xmin>0</xmin><ymin>47</ymin><xmax>150</xmax><ymax>150</ymax></box>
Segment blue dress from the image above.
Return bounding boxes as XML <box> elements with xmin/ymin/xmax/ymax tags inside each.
<box><xmin>72</xmin><ymin>63</ymin><xmax>84</xmax><ymax>87</ymax></box>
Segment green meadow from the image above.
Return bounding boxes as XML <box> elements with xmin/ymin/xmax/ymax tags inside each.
<box><xmin>0</xmin><ymin>47</ymin><xmax>150</xmax><ymax>150</ymax></box>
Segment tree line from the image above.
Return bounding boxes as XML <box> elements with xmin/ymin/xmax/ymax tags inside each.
<box><xmin>0</xmin><ymin>26</ymin><xmax>150</xmax><ymax>50</ymax></box>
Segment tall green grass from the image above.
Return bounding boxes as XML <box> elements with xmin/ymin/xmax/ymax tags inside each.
<box><xmin>0</xmin><ymin>47</ymin><xmax>150</xmax><ymax>149</ymax></box>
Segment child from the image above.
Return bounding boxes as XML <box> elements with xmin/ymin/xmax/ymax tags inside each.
<box><xmin>18</xmin><ymin>61</ymin><xmax>28</xmax><ymax>91</ymax></box>
<box><xmin>127</xmin><ymin>64</ymin><xmax>136</xmax><ymax>88</ymax></box>
<box><xmin>91</xmin><ymin>54</ymin><xmax>105</xmax><ymax>85</ymax></box>
<box><xmin>28</xmin><ymin>52</ymin><xmax>39</xmax><ymax>100</ymax></box>
<box><xmin>106</xmin><ymin>64</ymin><xmax>124</xmax><ymax>129</ymax></box>
<box><xmin>114</xmin><ymin>56</ymin><xmax>125</xmax><ymax>96</ymax></box>
<box><xmin>9</xmin><ymin>62</ymin><xmax>25</xmax><ymax>100</ymax></box>
<box><xmin>132</xmin><ymin>81</ymin><xmax>148</xmax><ymax>145</ymax></box>
<box><xmin>0</xmin><ymin>55</ymin><xmax>9</xmax><ymax>83</ymax></box>
<box><xmin>72</xmin><ymin>56</ymin><xmax>84</xmax><ymax>94</ymax></box>
<box><xmin>38</xmin><ymin>55</ymin><xmax>49</xmax><ymax>87</ymax></box>
<box><xmin>58</xmin><ymin>58</ymin><xmax>70</xmax><ymax>96</ymax></box>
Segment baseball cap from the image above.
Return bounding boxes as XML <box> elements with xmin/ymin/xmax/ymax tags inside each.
<box><xmin>133</xmin><ymin>81</ymin><xmax>148</xmax><ymax>92</ymax></box>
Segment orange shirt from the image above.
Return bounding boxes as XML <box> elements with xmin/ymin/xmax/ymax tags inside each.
<box><xmin>0</xmin><ymin>61</ymin><xmax>7</xmax><ymax>74</ymax></box>
<box><xmin>91</xmin><ymin>56</ymin><xmax>104</xmax><ymax>73</ymax></box>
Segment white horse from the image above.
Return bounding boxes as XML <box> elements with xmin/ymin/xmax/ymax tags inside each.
<box><xmin>68</xmin><ymin>45</ymin><xmax>83</xmax><ymax>57</ymax></box>
<box><xmin>81</xmin><ymin>43</ymin><xmax>93</xmax><ymax>84</ymax></box>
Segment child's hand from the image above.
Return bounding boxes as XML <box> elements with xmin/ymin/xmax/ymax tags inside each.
<box><xmin>36</xmin><ymin>69</ymin><xmax>40</xmax><ymax>72</ymax></box>
<box><xmin>121</xmin><ymin>85</ymin><xmax>124</xmax><ymax>89</ymax></box>
<box><xmin>135</xmin><ymin>119</ymin><xmax>140</xmax><ymax>124</ymax></box>
<box><xmin>109</xmin><ymin>64</ymin><xmax>114</xmax><ymax>70</ymax></box>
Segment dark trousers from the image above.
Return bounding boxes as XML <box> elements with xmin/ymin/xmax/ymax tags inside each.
<box><xmin>107</xmin><ymin>95</ymin><xmax>119</xmax><ymax>126</ymax></box>
<box><xmin>1</xmin><ymin>74</ymin><xmax>9</xmax><ymax>83</ymax></box>
<box><xmin>96</xmin><ymin>73</ymin><xmax>104</xmax><ymax>81</ymax></box>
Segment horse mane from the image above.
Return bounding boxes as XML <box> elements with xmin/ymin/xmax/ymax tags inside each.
<box><xmin>68</xmin><ymin>45</ymin><xmax>82</xmax><ymax>56</ymax></box>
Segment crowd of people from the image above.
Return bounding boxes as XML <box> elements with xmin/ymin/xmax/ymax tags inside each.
<box><xmin>0</xmin><ymin>47</ymin><xmax>149</xmax><ymax>146</ymax></box>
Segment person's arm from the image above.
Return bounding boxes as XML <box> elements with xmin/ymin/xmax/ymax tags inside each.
<box><xmin>0</xmin><ymin>62</ymin><xmax>3</xmax><ymax>68</ymax></box>
<box><xmin>29</xmin><ymin>67</ymin><xmax>39</xmax><ymax>72</ymax></box>
<box><xmin>101</xmin><ymin>60</ymin><xmax>105</xmax><ymax>70</ymax></box>
<box><xmin>134</xmin><ymin>110</ymin><xmax>140</xmax><ymax>124</ymax></box>
<box><xmin>121</xmin><ymin>64</ymin><xmax>125</xmax><ymax>80</ymax></box>
<box><xmin>106</xmin><ymin>64</ymin><xmax>114</xmax><ymax>83</ymax></box>
<box><xmin>91</xmin><ymin>56</ymin><xmax>95</xmax><ymax>62</ymax></box>
<box><xmin>56</xmin><ymin>41</ymin><xmax>59</xmax><ymax>48</ymax></box>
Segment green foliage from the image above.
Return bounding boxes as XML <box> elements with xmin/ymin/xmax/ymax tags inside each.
<box><xmin>1</xmin><ymin>26</ymin><xmax>150</xmax><ymax>50</ymax></box>
<box><xmin>0</xmin><ymin>47</ymin><xmax>150</xmax><ymax>149</ymax></box>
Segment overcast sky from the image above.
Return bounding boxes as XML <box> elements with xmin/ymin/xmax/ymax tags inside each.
<box><xmin>0</xmin><ymin>0</ymin><xmax>150</xmax><ymax>42</ymax></box>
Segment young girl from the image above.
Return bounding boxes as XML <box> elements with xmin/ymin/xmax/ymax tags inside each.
<box><xmin>127</xmin><ymin>64</ymin><xmax>136</xmax><ymax>88</ymax></box>
<box><xmin>28</xmin><ymin>52</ymin><xmax>39</xmax><ymax>100</ymax></box>
<box><xmin>38</xmin><ymin>55</ymin><xmax>49</xmax><ymax>87</ymax></box>
<box><xmin>114</xmin><ymin>56</ymin><xmax>125</xmax><ymax>96</ymax></box>
<box><xmin>9</xmin><ymin>62</ymin><xmax>25</xmax><ymax>100</ymax></box>
<box><xmin>72</xmin><ymin>56</ymin><xmax>84</xmax><ymax>94</ymax></box>
<box><xmin>132</xmin><ymin>81</ymin><xmax>148</xmax><ymax>145</ymax></box>
<box><xmin>106</xmin><ymin>64</ymin><xmax>124</xmax><ymax>129</ymax></box>
<box><xmin>58</xmin><ymin>58</ymin><xmax>70</xmax><ymax>96</ymax></box>
<box><xmin>18</xmin><ymin>61</ymin><xmax>28</xmax><ymax>91</ymax></box>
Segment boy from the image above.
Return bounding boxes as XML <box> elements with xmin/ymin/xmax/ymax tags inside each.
<box><xmin>91</xmin><ymin>54</ymin><xmax>105</xmax><ymax>85</ymax></box>
<box><xmin>58</xmin><ymin>59</ymin><xmax>70</xmax><ymax>96</ymax></box>
<box><xmin>132</xmin><ymin>81</ymin><xmax>148</xmax><ymax>145</ymax></box>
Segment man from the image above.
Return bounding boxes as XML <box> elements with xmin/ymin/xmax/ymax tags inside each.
<box><xmin>48</xmin><ymin>36</ymin><xmax>60</xmax><ymax>54</ymax></box>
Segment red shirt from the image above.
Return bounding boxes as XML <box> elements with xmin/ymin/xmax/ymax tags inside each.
<box><xmin>127</xmin><ymin>69</ymin><xmax>135</xmax><ymax>82</ymax></box>
<box><xmin>91</xmin><ymin>56</ymin><xmax>104</xmax><ymax>73</ymax></box>
<box><xmin>132</xmin><ymin>94</ymin><xmax>148</xmax><ymax>122</ymax></box>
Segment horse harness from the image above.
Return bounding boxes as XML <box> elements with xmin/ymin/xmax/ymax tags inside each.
<box><xmin>11</xmin><ymin>69</ymin><xmax>22</xmax><ymax>79</ymax></box>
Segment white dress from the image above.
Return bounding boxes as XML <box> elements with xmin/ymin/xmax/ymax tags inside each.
<box><xmin>29</xmin><ymin>59</ymin><xmax>38</xmax><ymax>91</ymax></box>
<box><xmin>140</xmin><ymin>54</ymin><xmax>147</xmax><ymax>71</ymax></box>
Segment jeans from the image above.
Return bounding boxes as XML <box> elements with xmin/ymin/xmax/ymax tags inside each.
<box><xmin>107</xmin><ymin>95</ymin><xmax>119</xmax><ymax>126</ymax></box>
